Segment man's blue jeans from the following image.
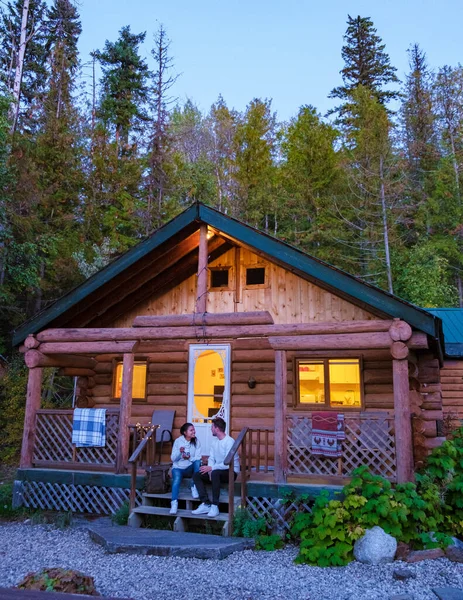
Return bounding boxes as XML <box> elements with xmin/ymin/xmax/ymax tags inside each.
<box><xmin>171</xmin><ymin>461</ymin><xmax>201</xmax><ymax>500</ymax></box>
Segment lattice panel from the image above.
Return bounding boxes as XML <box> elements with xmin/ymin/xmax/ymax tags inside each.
<box><xmin>34</xmin><ymin>410</ymin><xmax>119</xmax><ymax>467</ymax></box>
<box><xmin>246</xmin><ymin>496</ymin><xmax>312</xmax><ymax>531</ymax></box>
<box><xmin>286</xmin><ymin>414</ymin><xmax>397</xmax><ymax>481</ymax></box>
<box><xmin>20</xmin><ymin>481</ymin><xmax>142</xmax><ymax>515</ymax></box>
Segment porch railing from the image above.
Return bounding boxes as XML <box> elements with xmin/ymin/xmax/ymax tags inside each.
<box><xmin>286</xmin><ymin>412</ymin><xmax>397</xmax><ymax>481</ymax></box>
<box><xmin>128</xmin><ymin>425</ymin><xmax>160</xmax><ymax>509</ymax></box>
<box><xmin>33</xmin><ymin>408</ymin><xmax>120</xmax><ymax>470</ymax></box>
<box><xmin>224</xmin><ymin>426</ymin><xmax>274</xmax><ymax>536</ymax></box>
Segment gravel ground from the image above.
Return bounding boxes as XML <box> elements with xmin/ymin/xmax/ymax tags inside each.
<box><xmin>1</xmin><ymin>522</ymin><xmax>463</xmax><ymax>600</ymax></box>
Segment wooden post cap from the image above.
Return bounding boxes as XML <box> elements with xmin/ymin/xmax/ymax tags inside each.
<box><xmin>391</xmin><ymin>341</ymin><xmax>409</xmax><ymax>360</ymax></box>
<box><xmin>389</xmin><ymin>320</ymin><xmax>413</xmax><ymax>342</ymax></box>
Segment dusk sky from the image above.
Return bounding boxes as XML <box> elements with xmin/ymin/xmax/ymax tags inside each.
<box><xmin>77</xmin><ymin>0</ymin><xmax>463</xmax><ymax>121</ymax></box>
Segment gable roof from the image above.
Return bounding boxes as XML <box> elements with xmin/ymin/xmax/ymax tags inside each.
<box><xmin>13</xmin><ymin>203</ymin><xmax>443</xmax><ymax>348</ymax></box>
<box><xmin>427</xmin><ymin>309</ymin><xmax>463</xmax><ymax>357</ymax></box>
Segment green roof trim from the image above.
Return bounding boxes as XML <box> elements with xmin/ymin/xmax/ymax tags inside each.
<box><xmin>13</xmin><ymin>204</ymin><xmax>199</xmax><ymax>345</ymax></box>
<box><xmin>13</xmin><ymin>202</ymin><xmax>443</xmax><ymax>350</ymax></box>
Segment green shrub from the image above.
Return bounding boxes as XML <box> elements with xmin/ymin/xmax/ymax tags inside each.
<box><xmin>111</xmin><ymin>501</ymin><xmax>130</xmax><ymax>526</ymax></box>
<box><xmin>255</xmin><ymin>534</ymin><xmax>284</xmax><ymax>551</ymax></box>
<box><xmin>233</xmin><ymin>507</ymin><xmax>268</xmax><ymax>538</ymax></box>
<box><xmin>0</xmin><ymin>483</ymin><xmax>22</xmax><ymax>519</ymax></box>
<box><xmin>292</xmin><ymin>466</ymin><xmax>450</xmax><ymax>567</ymax></box>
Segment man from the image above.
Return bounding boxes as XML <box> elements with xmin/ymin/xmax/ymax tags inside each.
<box><xmin>191</xmin><ymin>417</ymin><xmax>239</xmax><ymax>518</ymax></box>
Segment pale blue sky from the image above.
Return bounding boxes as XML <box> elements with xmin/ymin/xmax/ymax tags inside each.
<box><xmin>77</xmin><ymin>0</ymin><xmax>463</xmax><ymax>121</ymax></box>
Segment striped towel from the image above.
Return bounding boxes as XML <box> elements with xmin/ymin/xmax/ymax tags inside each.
<box><xmin>72</xmin><ymin>408</ymin><xmax>106</xmax><ymax>448</ymax></box>
<box><xmin>311</xmin><ymin>412</ymin><xmax>345</xmax><ymax>458</ymax></box>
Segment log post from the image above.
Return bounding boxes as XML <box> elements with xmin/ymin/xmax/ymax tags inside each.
<box><xmin>20</xmin><ymin>367</ymin><xmax>43</xmax><ymax>468</ymax></box>
<box><xmin>195</xmin><ymin>223</ymin><xmax>208</xmax><ymax>314</ymax></box>
<box><xmin>393</xmin><ymin>358</ymin><xmax>414</xmax><ymax>483</ymax></box>
<box><xmin>274</xmin><ymin>350</ymin><xmax>287</xmax><ymax>484</ymax></box>
<box><xmin>116</xmin><ymin>353</ymin><xmax>134</xmax><ymax>473</ymax></box>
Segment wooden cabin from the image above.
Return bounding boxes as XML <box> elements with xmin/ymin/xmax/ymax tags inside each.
<box><xmin>13</xmin><ymin>203</ymin><xmax>447</xmax><ymax>520</ymax></box>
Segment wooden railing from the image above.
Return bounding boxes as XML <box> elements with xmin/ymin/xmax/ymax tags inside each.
<box><xmin>286</xmin><ymin>412</ymin><xmax>397</xmax><ymax>481</ymax></box>
<box><xmin>33</xmin><ymin>408</ymin><xmax>120</xmax><ymax>470</ymax></box>
<box><xmin>128</xmin><ymin>425</ymin><xmax>159</xmax><ymax>510</ymax></box>
<box><xmin>224</xmin><ymin>426</ymin><xmax>274</xmax><ymax>536</ymax></box>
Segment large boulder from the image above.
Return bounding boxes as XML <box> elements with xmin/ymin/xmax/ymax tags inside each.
<box><xmin>354</xmin><ymin>526</ymin><xmax>397</xmax><ymax>565</ymax></box>
<box><xmin>17</xmin><ymin>568</ymin><xmax>100</xmax><ymax>596</ymax></box>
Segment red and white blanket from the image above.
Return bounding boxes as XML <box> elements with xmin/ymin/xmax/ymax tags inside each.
<box><xmin>311</xmin><ymin>412</ymin><xmax>345</xmax><ymax>457</ymax></box>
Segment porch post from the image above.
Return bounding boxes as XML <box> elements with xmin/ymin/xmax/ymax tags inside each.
<box><xmin>116</xmin><ymin>352</ymin><xmax>134</xmax><ymax>473</ymax></box>
<box><xmin>392</xmin><ymin>356</ymin><xmax>414</xmax><ymax>483</ymax></box>
<box><xmin>20</xmin><ymin>367</ymin><xmax>43</xmax><ymax>468</ymax></box>
<box><xmin>195</xmin><ymin>223</ymin><xmax>208</xmax><ymax>314</ymax></box>
<box><xmin>274</xmin><ymin>350</ymin><xmax>287</xmax><ymax>483</ymax></box>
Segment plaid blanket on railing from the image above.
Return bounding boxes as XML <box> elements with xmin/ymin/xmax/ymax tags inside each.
<box><xmin>311</xmin><ymin>412</ymin><xmax>345</xmax><ymax>458</ymax></box>
<box><xmin>72</xmin><ymin>408</ymin><xmax>106</xmax><ymax>448</ymax></box>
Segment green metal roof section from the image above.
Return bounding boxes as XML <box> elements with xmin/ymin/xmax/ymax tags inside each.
<box><xmin>427</xmin><ymin>309</ymin><xmax>463</xmax><ymax>357</ymax></box>
<box><xmin>12</xmin><ymin>204</ymin><xmax>199</xmax><ymax>345</ymax></box>
<box><xmin>13</xmin><ymin>202</ymin><xmax>443</xmax><ymax>349</ymax></box>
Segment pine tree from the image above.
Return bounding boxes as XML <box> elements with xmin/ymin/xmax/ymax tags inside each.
<box><xmin>330</xmin><ymin>15</ymin><xmax>400</xmax><ymax>121</ymax></box>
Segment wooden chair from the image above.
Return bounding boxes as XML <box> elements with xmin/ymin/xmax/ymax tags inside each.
<box><xmin>150</xmin><ymin>409</ymin><xmax>175</xmax><ymax>464</ymax></box>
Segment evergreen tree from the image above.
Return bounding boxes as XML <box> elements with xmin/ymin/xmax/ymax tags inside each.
<box><xmin>330</xmin><ymin>15</ymin><xmax>400</xmax><ymax>121</ymax></box>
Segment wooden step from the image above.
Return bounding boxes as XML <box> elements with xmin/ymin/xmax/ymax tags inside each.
<box><xmin>142</xmin><ymin>490</ymin><xmax>234</xmax><ymax>503</ymax></box>
<box><xmin>132</xmin><ymin>505</ymin><xmax>229</xmax><ymax>521</ymax></box>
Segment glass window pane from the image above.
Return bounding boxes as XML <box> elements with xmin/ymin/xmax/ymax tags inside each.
<box><xmin>113</xmin><ymin>362</ymin><xmax>147</xmax><ymax>399</ymax></box>
<box><xmin>298</xmin><ymin>361</ymin><xmax>325</xmax><ymax>404</ymax></box>
<box><xmin>193</xmin><ymin>350</ymin><xmax>224</xmax><ymax>419</ymax></box>
<box><xmin>329</xmin><ymin>359</ymin><xmax>360</xmax><ymax>407</ymax></box>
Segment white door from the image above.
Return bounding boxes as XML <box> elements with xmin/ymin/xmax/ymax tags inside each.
<box><xmin>187</xmin><ymin>344</ymin><xmax>231</xmax><ymax>454</ymax></box>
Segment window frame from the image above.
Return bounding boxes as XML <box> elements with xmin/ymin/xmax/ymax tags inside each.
<box><xmin>209</xmin><ymin>266</ymin><xmax>233</xmax><ymax>291</ymax></box>
<box><xmin>243</xmin><ymin>263</ymin><xmax>268</xmax><ymax>290</ymax></box>
<box><xmin>293</xmin><ymin>356</ymin><xmax>364</xmax><ymax>411</ymax></box>
<box><xmin>111</xmin><ymin>358</ymin><xmax>149</xmax><ymax>403</ymax></box>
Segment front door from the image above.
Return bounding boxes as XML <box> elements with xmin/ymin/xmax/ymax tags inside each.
<box><xmin>187</xmin><ymin>344</ymin><xmax>231</xmax><ymax>454</ymax></box>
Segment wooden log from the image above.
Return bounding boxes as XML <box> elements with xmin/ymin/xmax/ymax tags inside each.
<box><xmin>134</xmin><ymin>341</ymin><xmax>188</xmax><ymax>353</ymax></box>
<box><xmin>133</xmin><ymin>311</ymin><xmax>275</xmax><ymax>328</ymax></box>
<box><xmin>414</xmin><ymin>420</ymin><xmax>438</xmax><ymax>438</ymax></box>
<box><xmin>421</xmin><ymin>409</ymin><xmax>443</xmax><ymax>420</ymax></box>
<box><xmin>93</xmin><ymin>362</ymin><xmax>113</xmax><ymax>374</ymax></box>
<box><xmin>269</xmin><ymin>332</ymin><xmax>393</xmax><ymax>350</ymax></box>
<box><xmin>147</xmin><ymin>382</ymin><xmax>187</xmax><ymax>395</ymax></box>
<box><xmin>24</xmin><ymin>334</ymin><xmax>39</xmax><ymax>349</ymax></box>
<box><xmin>233</xmin><ymin>338</ymin><xmax>272</xmax><ymax>350</ymax></box>
<box><xmin>38</xmin><ymin>341</ymin><xmax>137</xmax><ymax>354</ymax></box>
<box><xmin>274</xmin><ymin>350</ymin><xmax>287</xmax><ymax>484</ymax></box>
<box><xmin>25</xmin><ymin>350</ymin><xmax>96</xmax><ymax>369</ymax></box>
<box><xmin>393</xmin><ymin>359</ymin><xmax>414</xmax><ymax>483</ymax></box>
<box><xmin>389</xmin><ymin>320</ymin><xmax>413</xmax><ymax>342</ymax></box>
<box><xmin>423</xmin><ymin>436</ymin><xmax>446</xmax><ymax>450</ymax></box>
<box><xmin>116</xmin><ymin>353</ymin><xmax>134</xmax><ymax>473</ymax></box>
<box><xmin>363</xmin><ymin>371</ymin><xmax>393</xmax><ymax>384</ymax></box>
<box><xmin>20</xmin><ymin>368</ymin><xmax>43</xmax><ymax>468</ymax></box>
<box><xmin>37</xmin><ymin>318</ymin><xmax>392</xmax><ymax>342</ymax></box>
<box><xmin>58</xmin><ymin>367</ymin><xmax>95</xmax><ymax>377</ymax></box>
<box><xmin>390</xmin><ymin>341</ymin><xmax>409</xmax><ymax>360</ymax></box>
<box><xmin>195</xmin><ymin>223</ymin><xmax>208</xmax><ymax>314</ymax></box>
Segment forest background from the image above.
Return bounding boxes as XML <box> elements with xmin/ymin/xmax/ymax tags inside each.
<box><xmin>1</xmin><ymin>0</ymin><xmax>463</xmax><ymax>461</ymax></box>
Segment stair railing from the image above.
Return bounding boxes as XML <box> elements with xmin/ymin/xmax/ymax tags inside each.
<box><xmin>128</xmin><ymin>424</ymin><xmax>159</xmax><ymax>510</ymax></box>
<box><xmin>224</xmin><ymin>426</ymin><xmax>273</xmax><ymax>536</ymax></box>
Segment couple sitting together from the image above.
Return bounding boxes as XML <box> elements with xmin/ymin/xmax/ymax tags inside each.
<box><xmin>169</xmin><ymin>417</ymin><xmax>239</xmax><ymax>518</ymax></box>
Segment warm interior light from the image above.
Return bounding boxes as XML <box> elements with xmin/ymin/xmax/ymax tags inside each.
<box><xmin>206</xmin><ymin>228</ymin><xmax>214</xmax><ymax>240</ymax></box>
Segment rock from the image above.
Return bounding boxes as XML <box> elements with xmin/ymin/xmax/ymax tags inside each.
<box><xmin>449</xmin><ymin>537</ymin><xmax>463</xmax><ymax>549</ymax></box>
<box><xmin>395</xmin><ymin>541</ymin><xmax>411</xmax><ymax>561</ymax></box>
<box><xmin>17</xmin><ymin>568</ymin><xmax>100</xmax><ymax>596</ymax></box>
<box><xmin>389</xmin><ymin>595</ymin><xmax>414</xmax><ymax>600</ymax></box>
<box><xmin>393</xmin><ymin>568</ymin><xmax>416</xmax><ymax>581</ymax></box>
<box><xmin>432</xmin><ymin>588</ymin><xmax>463</xmax><ymax>600</ymax></box>
<box><xmin>406</xmin><ymin>548</ymin><xmax>445</xmax><ymax>563</ymax></box>
<box><xmin>445</xmin><ymin>546</ymin><xmax>463</xmax><ymax>563</ymax></box>
<box><xmin>353</xmin><ymin>526</ymin><xmax>397</xmax><ymax>565</ymax></box>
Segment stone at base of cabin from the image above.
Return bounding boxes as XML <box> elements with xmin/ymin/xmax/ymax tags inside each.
<box><xmin>445</xmin><ymin>546</ymin><xmax>463</xmax><ymax>563</ymax></box>
<box><xmin>353</xmin><ymin>526</ymin><xmax>397</xmax><ymax>565</ymax></box>
<box><xmin>17</xmin><ymin>568</ymin><xmax>100</xmax><ymax>595</ymax></box>
<box><xmin>395</xmin><ymin>541</ymin><xmax>411</xmax><ymax>561</ymax></box>
<box><xmin>392</xmin><ymin>567</ymin><xmax>417</xmax><ymax>581</ymax></box>
<box><xmin>432</xmin><ymin>588</ymin><xmax>463</xmax><ymax>600</ymax></box>
<box><xmin>406</xmin><ymin>548</ymin><xmax>445</xmax><ymax>563</ymax></box>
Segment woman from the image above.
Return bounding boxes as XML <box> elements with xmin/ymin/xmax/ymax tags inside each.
<box><xmin>170</xmin><ymin>422</ymin><xmax>202</xmax><ymax>514</ymax></box>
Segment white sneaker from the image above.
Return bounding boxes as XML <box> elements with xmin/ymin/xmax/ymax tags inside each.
<box><xmin>191</xmin><ymin>484</ymin><xmax>199</xmax><ymax>499</ymax></box>
<box><xmin>207</xmin><ymin>504</ymin><xmax>219</xmax><ymax>518</ymax></box>
<box><xmin>169</xmin><ymin>500</ymin><xmax>178</xmax><ymax>515</ymax></box>
<box><xmin>192</xmin><ymin>502</ymin><xmax>211</xmax><ymax>515</ymax></box>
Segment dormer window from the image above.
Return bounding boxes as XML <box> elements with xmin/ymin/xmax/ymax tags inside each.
<box><xmin>245</xmin><ymin>266</ymin><xmax>266</xmax><ymax>288</ymax></box>
<box><xmin>210</xmin><ymin>267</ymin><xmax>230</xmax><ymax>290</ymax></box>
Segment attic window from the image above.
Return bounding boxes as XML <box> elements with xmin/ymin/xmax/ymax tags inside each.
<box><xmin>210</xmin><ymin>268</ymin><xmax>230</xmax><ymax>289</ymax></box>
<box><xmin>246</xmin><ymin>267</ymin><xmax>266</xmax><ymax>286</ymax></box>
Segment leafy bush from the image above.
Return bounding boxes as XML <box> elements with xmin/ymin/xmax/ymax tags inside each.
<box><xmin>255</xmin><ymin>534</ymin><xmax>284</xmax><ymax>551</ymax></box>
<box><xmin>292</xmin><ymin>466</ymin><xmax>450</xmax><ymax>567</ymax></box>
<box><xmin>0</xmin><ymin>483</ymin><xmax>22</xmax><ymax>519</ymax></box>
<box><xmin>111</xmin><ymin>501</ymin><xmax>130</xmax><ymax>525</ymax></box>
<box><xmin>233</xmin><ymin>507</ymin><xmax>267</xmax><ymax>538</ymax></box>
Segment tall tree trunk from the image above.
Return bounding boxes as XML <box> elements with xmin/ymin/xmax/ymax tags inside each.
<box><xmin>10</xmin><ymin>0</ymin><xmax>30</xmax><ymax>134</ymax></box>
<box><xmin>380</xmin><ymin>156</ymin><xmax>394</xmax><ymax>294</ymax></box>
<box><xmin>458</xmin><ymin>274</ymin><xmax>463</xmax><ymax>308</ymax></box>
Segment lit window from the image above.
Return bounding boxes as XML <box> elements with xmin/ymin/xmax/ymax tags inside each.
<box><xmin>113</xmin><ymin>361</ymin><xmax>147</xmax><ymax>400</ymax></box>
<box><xmin>296</xmin><ymin>358</ymin><xmax>361</xmax><ymax>408</ymax></box>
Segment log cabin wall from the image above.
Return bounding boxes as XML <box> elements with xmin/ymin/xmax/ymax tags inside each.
<box><xmin>440</xmin><ymin>359</ymin><xmax>463</xmax><ymax>420</ymax></box>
